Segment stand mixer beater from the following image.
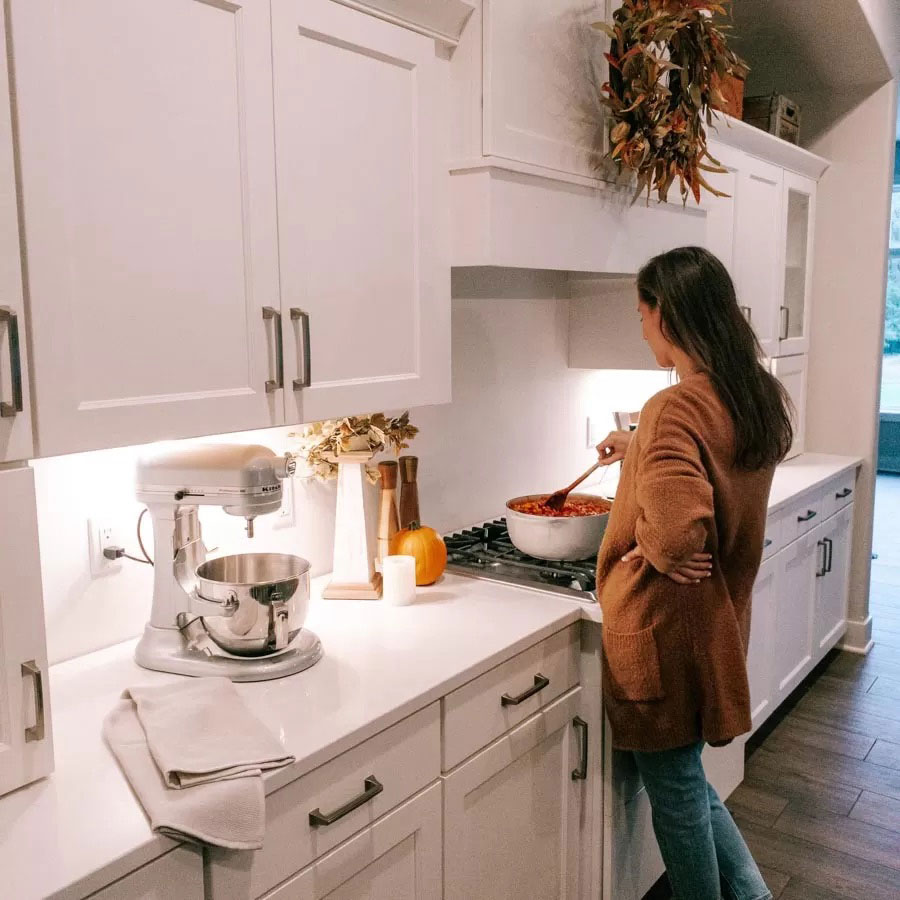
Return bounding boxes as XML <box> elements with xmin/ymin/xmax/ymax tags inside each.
<box><xmin>134</xmin><ymin>443</ymin><xmax>323</xmax><ymax>681</ymax></box>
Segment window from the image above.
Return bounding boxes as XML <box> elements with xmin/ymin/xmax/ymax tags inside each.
<box><xmin>882</xmin><ymin>183</ymin><xmax>900</xmax><ymax>414</ymax></box>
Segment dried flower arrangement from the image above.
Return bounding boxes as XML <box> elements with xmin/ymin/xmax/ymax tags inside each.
<box><xmin>292</xmin><ymin>411</ymin><xmax>419</xmax><ymax>483</ymax></box>
<box><xmin>593</xmin><ymin>0</ymin><xmax>748</xmax><ymax>204</ymax></box>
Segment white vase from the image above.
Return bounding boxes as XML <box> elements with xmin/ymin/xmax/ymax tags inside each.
<box><xmin>322</xmin><ymin>451</ymin><xmax>382</xmax><ymax>600</ymax></box>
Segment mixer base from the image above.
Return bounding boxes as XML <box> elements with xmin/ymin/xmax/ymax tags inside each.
<box><xmin>135</xmin><ymin>624</ymin><xmax>323</xmax><ymax>682</ymax></box>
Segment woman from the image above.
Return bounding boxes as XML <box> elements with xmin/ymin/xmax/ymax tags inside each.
<box><xmin>595</xmin><ymin>246</ymin><xmax>792</xmax><ymax>900</ymax></box>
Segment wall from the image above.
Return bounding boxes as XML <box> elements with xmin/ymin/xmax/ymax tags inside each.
<box><xmin>34</xmin><ymin>270</ymin><xmax>667</xmax><ymax>664</ymax></box>
<box><xmin>805</xmin><ymin>79</ymin><xmax>899</xmax><ymax>651</ymax></box>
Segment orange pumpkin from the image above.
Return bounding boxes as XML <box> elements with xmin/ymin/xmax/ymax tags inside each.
<box><xmin>389</xmin><ymin>522</ymin><xmax>447</xmax><ymax>586</ymax></box>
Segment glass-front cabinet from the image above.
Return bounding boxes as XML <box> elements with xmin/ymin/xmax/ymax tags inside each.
<box><xmin>778</xmin><ymin>171</ymin><xmax>816</xmax><ymax>356</ymax></box>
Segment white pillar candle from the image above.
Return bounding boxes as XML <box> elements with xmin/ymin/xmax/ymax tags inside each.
<box><xmin>382</xmin><ymin>555</ymin><xmax>417</xmax><ymax>606</ymax></box>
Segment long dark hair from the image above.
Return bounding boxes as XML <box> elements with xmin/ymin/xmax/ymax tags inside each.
<box><xmin>637</xmin><ymin>246</ymin><xmax>793</xmax><ymax>469</ymax></box>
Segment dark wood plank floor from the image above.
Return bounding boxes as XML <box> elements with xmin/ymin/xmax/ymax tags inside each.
<box><xmin>646</xmin><ymin>474</ymin><xmax>900</xmax><ymax>899</ymax></box>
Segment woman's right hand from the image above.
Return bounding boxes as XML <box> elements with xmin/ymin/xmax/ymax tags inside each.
<box><xmin>596</xmin><ymin>430</ymin><xmax>633</xmax><ymax>465</ymax></box>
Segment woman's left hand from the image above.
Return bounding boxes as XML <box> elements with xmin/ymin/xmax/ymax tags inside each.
<box><xmin>621</xmin><ymin>544</ymin><xmax>713</xmax><ymax>584</ymax></box>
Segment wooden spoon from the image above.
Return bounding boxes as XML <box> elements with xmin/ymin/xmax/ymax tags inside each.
<box><xmin>543</xmin><ymin>460</ymin><xmax>605</xmax><ymax>512</ymax></box>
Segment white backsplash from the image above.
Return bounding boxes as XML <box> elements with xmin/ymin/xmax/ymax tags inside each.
<box><xmin>33</xmin><ymin>272</ymin><xmax>667</xmax><ymax>664</ymax></box>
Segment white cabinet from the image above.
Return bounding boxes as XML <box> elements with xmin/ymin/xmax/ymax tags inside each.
<box><xmin>778</xmin><ymin>171</ymin><xmax>816</xmax><ymax>356</ymax></box>
<box><xmin>478</xmin><ymin>0</ymin><xmax>602</xmax><ymax>179</ymax></box>
<box><xmin>8</xmin><ymin>0</ymin><xmax>451</xmax><ymax>458</ymax></box>
<box><xmin>443</xmin><ymin>688</ymin><xmax>586</xmax><ymax>900</ymax></box>
<box><xmin>272</xmin><ymin>0</ymin><xmax>450</xmax><ymax>424</ymax></box>
<box><xmin>746</xmin><ymin>555</ymin><xmax>777</xmax><ymax>731</ymax></box>
<box><xmin>0</xmin><ymin>0</ymin><xmax>33</xmax><ymax>463</ymax></box>
<box><xmin>814</xmin><ymin>504</ymin><xmax>853</xmax><ymax>654</ymax></box>
<box><xmin>265</xmin><ymin>785</ymin><xmax>443</xmax><ymax>900</ymax></box>
<box><xmin>0</xmin><ymin>467</ymin><xmax>53</xmax><ymax>797</ymax></box>
<box><xmin>773</xmin><ymin>522</ymin><xmax>820</xmax><ymax>703</ymax></box>
<box><xmin>701</xmin><ymin>142</ymin><xmax>742</xmax><ymax>280</ymax></box>
<box><xmin>9</xmin><ymin>0</ymin><xmax>284</xmax><ymax>456</ymax></box>
<box><xmin>733</xmin><ymin>155</ymin><xmax>783</xmax><ymax>357</ymax></box>
<box><xmin>772</xmin><ymin>354</ymin><xmax>808</xmax><ymax>458</ymax></box>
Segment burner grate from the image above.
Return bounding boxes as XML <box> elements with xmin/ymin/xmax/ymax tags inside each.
<box><xmin>444</xmin><ymin>518</ymin><xmax>598</xmax><ymax>602</ymax></box>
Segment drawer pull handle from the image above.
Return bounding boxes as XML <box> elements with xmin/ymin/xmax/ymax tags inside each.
<box><xmin>572</xmin><ymin>716</ymin><xmax>588</xmax><ymax>781</ymax></box>
<box><xmin>263</xmin><ymin>306</ymin><xmax>284</xmax><ymax>393</ymax></box>
<box><xmin>501</xmin><ymin>673</ymin><xmax>550</xmax><ymax>707</ymax></box>
<box><xmin>21</xmin><ymin>660</ymin><xmax>45</xmax><ymax>743</ymax></box>
<box><xmin>290</xmin><ymin>308</ymin><xmax>312</xmax><ymax>390</ymax></box>
<box><xmin>797</xmin><ymin>510</ymin><xmax>817</xmax><ymax>523</ymax></box>
<box><xmin>824</xmin><ymin>537</ymin><xmax>833</xmax><ymax>574</ymax></box>
<box><xmin>308</xmin><ymin>776</ymin><xmax>383</xmax><ymax>828</ymax></box>
<box><xmin>763</xmin><ymin>538</ymin><xmax>773</xmax><ymax>548</ymax></box>
<box><xmin>816</xmin><ymin>540</ymin><xmax>827</xmax><ymax>577</ymax></box>
<box><xmin>0</xmin><ymin>307</ymin><xmax>23</xmax><ymax>418</ymax></box>
<box><xmin>835</xmin><ymin>488</ymin><xmax>853</xmax><ymax>499</ymax></box>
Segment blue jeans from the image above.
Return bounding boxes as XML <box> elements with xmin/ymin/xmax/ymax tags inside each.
<box><xmin>632</xmin><ymin>742</ymin><xmax>771</xmax><ymax>900</ymax></box>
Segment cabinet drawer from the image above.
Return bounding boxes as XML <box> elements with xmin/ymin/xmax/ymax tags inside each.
<box><xmin>86</xmin><ymin>847</ymin><xmax>204</xmax><ymax>900</ymax></box>
<box><xmin>783</xmin><ymin>490</ymin><xmax>828</xmax><ymax>544</ymax></box>
<box><xmin>441</xmin><ymin>624</ymin><xmax>580</xmax><ymax>771</ymax></box>
<box><xmin>826</xmin><ymin>472</ymin><xmax>857</xmax><ymax>518</ymax></box>
<box><xmin>206</xmin><ymin>704</ymin><xmax>440</xmax><ymax>899</ymax></box>
<box><xmin>762</xmin><ymin>510</ymin><xmax>787</xmax><ymax>559</ymax></box>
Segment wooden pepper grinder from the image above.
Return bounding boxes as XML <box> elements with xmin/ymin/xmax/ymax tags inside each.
<box><xmin>398</xmin><ymin>455</ymin><xmax>420</xmax><ymax>529</ymax></box>
<box><xmin>376</xmin><ymin>460</ymin><xmax>400</xmax><ymax>564</ymax></box>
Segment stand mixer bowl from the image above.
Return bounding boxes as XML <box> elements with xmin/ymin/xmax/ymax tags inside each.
<box><xmin>195</xmin><ymin>553</ymin><xmax>310</xmax><ymax>657</ymax></box>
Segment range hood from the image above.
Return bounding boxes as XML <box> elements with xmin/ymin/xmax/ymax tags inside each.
<box><xmin>334</xmin><ymin>0</ymin><xmax>475</xmax><ymax>45</ymax></box>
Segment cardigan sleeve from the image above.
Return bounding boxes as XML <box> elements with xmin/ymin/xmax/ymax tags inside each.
<box><xmin>634</xmin><ymin>398</ymin><xmax>715</xmax><ymax>574</ymax></box>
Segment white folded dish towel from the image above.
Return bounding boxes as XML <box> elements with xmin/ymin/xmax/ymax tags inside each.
<box><xmin>103</xmin><ymin>677</ymin><xmax>295</xmax><ymax>850</ymax></box>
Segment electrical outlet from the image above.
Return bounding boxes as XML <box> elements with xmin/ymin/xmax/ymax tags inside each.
<box><xmin>586</xmin><ymin>417</ymin><xmax>606</xmax><ymax>450</ymax></box>
<box><xmin>275</xmin><ymin>478</ymin><xmax>295</xmax><ymax>529</ymax></box>
<box><xmin>88</xmin><ymin>518</ymin><xmax>121</xmax><ymax>577</ymax></box>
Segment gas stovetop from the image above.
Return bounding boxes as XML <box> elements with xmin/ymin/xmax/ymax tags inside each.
<box><xmin>444</xmin><ymin>519</ymin><xmax>598</xmax><ymax>603</ymax></box>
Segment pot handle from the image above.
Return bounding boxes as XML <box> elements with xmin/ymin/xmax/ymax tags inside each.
<box><xmin>271</xmin><ymin>599</ymin><xmax>290</xmax><ymax>649</ymax></box>
<box><xmin>189</xmin><ymin>589</ymin><xmax>239</xmax><ymax>619</ymax></box>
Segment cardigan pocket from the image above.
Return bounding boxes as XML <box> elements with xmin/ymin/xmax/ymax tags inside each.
<box><xmin>603</xmin><ymin>624</ymin><xmax>665</xmax><ymax>702</ymax></box>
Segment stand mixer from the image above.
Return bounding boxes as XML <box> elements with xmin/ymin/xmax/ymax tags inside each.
<box><xmin>134</xmin><ymin>443</ymin><xmax>323</xmax><ymax>681</ymax></box>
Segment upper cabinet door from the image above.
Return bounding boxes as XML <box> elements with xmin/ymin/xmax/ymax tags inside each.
<box><xmin>272</xmin><ymin>0</ymin><xmax>450</xmax><ymax>425</ymax></box>
<box><xmin>483</xmin><ymin>0</ymin><xmax>601</xmax><ymax>179</ymax></box>
<box><xmin>733</xmin><ymin>155</ymin><xmax>783</xmax><ymax>358</ymax></box>
<box><xmin>0</xmin><ymin>0</ymin><xmax>33</xmax><ymax>463</ymax></box>
<box><xmin>778</xmin><ymin>172</ymin><xmax>816</xmax><ymax>356</ymax></box>
<box><xmin>9</xmin><ymin>0</ymin><xmax>283</xmax><ymax>457</ymax></box>
<box><xmin>700</xmin><ymin>142</ymin><xmax>742</xmax><ymax>280</ymax></box>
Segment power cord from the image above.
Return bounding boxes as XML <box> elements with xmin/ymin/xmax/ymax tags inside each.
<box><xmin>102</xmin><ymin>509</ymin><xmax>155</xmax><ymax>566</ymax></box>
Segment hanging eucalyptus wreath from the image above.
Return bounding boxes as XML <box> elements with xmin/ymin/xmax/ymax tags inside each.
<box><xmin>593</xmin><ymin>0</ymin><xmax>748</xmax><ymax>204</ymax></box>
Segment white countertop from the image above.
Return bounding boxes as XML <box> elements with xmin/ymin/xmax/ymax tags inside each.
<box><xmin>0</xmin><ymin>573</ymin><xmax>586</xmax><ymax>900</ymax></box>
<box><xmin>767</xmin><ymin>453</ymin><xmax>862</xmax><ymax>513</ymax></box>
<box><xmin>0</xmin><ymin>453</ymin><xmax>862</xmax><ymax>899</ymax></box>
<box><xmin>585</xmin><ymin>452</ymin><xmax>862</xmax><ymax>515</ymax></box>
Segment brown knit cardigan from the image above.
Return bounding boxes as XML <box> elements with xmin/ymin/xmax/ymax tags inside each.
<box><xmin>596</xmin><ymin>373</ymin><xmax>774</xmax><ymax>752</ymax></box>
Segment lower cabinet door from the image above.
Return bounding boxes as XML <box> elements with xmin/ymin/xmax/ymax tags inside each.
<box><xmin>814</xmin><ymin>505</ymin><xmax>853</xmax><ymax>654</ymax></box>
<box><xmin>774</xmin><ymin>523</ymin><xmax>823</xmax><ymax>702</ymax></box>
<box><xmin>443</xmin><ymin>688</ymin><xmax>585</xmax><ymax>900</ymax></box>
<box><xmin>747</xmin><ymin>555</ymin><xmax>778</xmax><ymax>732</ymax></box>
<box><xmin>262</xmin><ymin>784</ymin><xmax>442</xmax><ymax>900</ymax></box>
